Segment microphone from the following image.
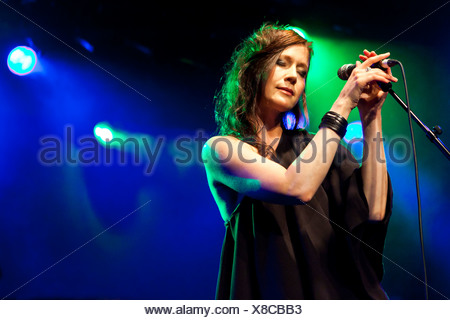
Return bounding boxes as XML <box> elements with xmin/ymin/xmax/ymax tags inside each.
<box><xmin>337</xmin><ymin>59</ymin><xmax>399</xmax><ymax>80</ymax></box>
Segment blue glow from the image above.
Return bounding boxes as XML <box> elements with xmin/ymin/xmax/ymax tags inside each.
<box><xmin>77</xmin><ymin>38</ymin><xmax>94</xmax><ymax>53</ymax></box>
<box><xmin>343</xmin><ymin>121</ymin><xmax>363</xmax><ymax>143</ymax></box>
<box><xmin>94</xmin><ymin>124</ymin><xmax>114</xmax><ymax>142</ymax></box>
<box><xmin>283</xmin><ymin>111</ymin><xmax>305</xmax><ymax>130</ymax></box>
<box><xmin>7</xmin><ymin>46</ymin><xmax>37</xmax><ymax>76</ymax></box>
<box><xmin>283</xmin><ymin>112</ymin><xmax>296</xmax><ymax>130</ymax></box>
<box><xmin>343</xmin><ymin>121</ymin><xmax>364</xmax><ymax>161</ymax></box>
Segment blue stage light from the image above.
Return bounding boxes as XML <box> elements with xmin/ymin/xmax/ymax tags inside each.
<box><xmin>283</xmin><ymin>111</ymin><xmax>305</xmax><ymax>130</ymax></box>
<box><xmin>343</xmin><ymin>121</ymin><xmax>364</xmax><ymax>161</ymax></box>
<box><xmin>7</xmin><ymin>46</ymin><xmax>37</xmax><ymax>76</ymax></box>
<box><xmin>343</xmin><ymin>121</ymin><xmax>363</xmax><ymax>144</ymax></box>
<box><xmin>94</xmin><ymin>124</ymin><xmax>114</xmax><ymax>143</ymax></box>
<box><xmin>283</xmin><ymin>111</ymin><xmax>296</xmax><ymax>130</ymax></box>
<box><xmin>76</xmin><ymin>38</ymin><xmax>94</xmax><ymax>53</ymax></box>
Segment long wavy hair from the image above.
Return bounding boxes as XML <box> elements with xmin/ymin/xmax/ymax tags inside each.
<box><xmin>214</xmin><ymin>23</ymin><xmax>313</xmax><ymax>157</ymax></box>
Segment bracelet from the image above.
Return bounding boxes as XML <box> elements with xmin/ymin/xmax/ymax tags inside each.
<box><xmin>319</xmin><ymin>111</ymin><xmax>348</xmax><ymax>139</ymax></box>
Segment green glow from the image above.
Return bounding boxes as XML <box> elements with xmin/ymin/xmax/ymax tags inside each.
<box><xmin>303</xmin><ymin>35</ymin><xmax>416</xmax><ymax>133</ymax></box>
<box><xmin>287</xmin><ymin>26</ymin><xmax>309</xmax><ymax>41</ymax></box>
<box><xmin>94</xmin><ymin>122</ymin><xmax>115</xmax><ymax>143</ymax></box>
<box><xmin>93</xmin><ymin>122</ymin><xmax>155</xmax><ymax>159</ymax></box>
<box><xmin>93</xmin><ymin>122</ymin><xmax>129</xmax><ymax>149</ymax></box>
<box><xmin>304</xmin><ymin>36</ymin><xmax>375</xmax><ymax>130</ymax></box>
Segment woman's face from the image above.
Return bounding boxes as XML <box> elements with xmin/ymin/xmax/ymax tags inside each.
<box><xmin>259</xmin><ymin>44</ymin><xmax>309</xmax><ymax>114</ymax></box>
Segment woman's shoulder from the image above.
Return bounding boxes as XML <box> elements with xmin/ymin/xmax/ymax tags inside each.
<box><xmin>206</xmin><ymin>134</ymin><xmax>256</xmax><ymax>144</ymax></box>
<box><xmin>203</xmin><ymin>135</ymin><xmax>257</xmax><ymax>161</ymax></box>
<box><xmin>205</xmin><ymin>135</ymin><xmax>240</xmax><ymax>145</ymax></box>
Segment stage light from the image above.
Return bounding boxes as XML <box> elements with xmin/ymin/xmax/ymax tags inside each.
<box><xmin>283</xmin><ymin>111</ymin><xmax>296</xmax><ymax>130</ymax></box>
<box><xmin>7</xmin><ymin>46</ymin><xmax>37</xmax><ymax>76</ymax></box>
<box><xmin>343</xmin><ymin>121</ymin><xmax>363</xmax><ymax>144</ymax></box>
<box><xmin>76</xmin><ymin>38</ymin><xmax>94</xmax><ymax>53</ymax></box>
<box><xmin>343</xmin><ymin>121</ymin><xmax>364</xmax><ymax>161</ymax></box>
<box><xmin>283</xmin><ymin>111</ymin><xmax>305</xmax><ymax>130</ymax></box>
<box><xmin>287</xmin><ymin>26</ymin><xmax>309</xmax><ymax>40</ymax></box>
<box><xmin>94</xmin><ymin>123</ymin><xmax>114</xmax><ymax>143</ymax></box>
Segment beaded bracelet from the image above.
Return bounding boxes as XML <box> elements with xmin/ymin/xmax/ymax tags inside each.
<box><xmin>319</xmin><ymin>111</ymin><xmax>348</xmax><ymax>139</ymax></box>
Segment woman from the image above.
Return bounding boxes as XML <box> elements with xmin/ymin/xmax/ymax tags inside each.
<box><xmin>202</xmin><ymin>23</ymin><xmax>397</xmax><ymax>299</ymax></box>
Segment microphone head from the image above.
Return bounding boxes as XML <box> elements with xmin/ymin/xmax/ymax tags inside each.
<box><xmin>337</xmin><ymin>64</ymin><xmax>355</xmax><ymax>80</ymax></box>
<box><xmin>380</xmin><ymin>59</ymin><xmax>400</xmax><ymax>68</ymax></box>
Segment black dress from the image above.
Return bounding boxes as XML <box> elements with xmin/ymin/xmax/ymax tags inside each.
<box><xmin>216</xmin><ymin>128</ymin><xmax>393</xmax><ymax>299</ymax></box>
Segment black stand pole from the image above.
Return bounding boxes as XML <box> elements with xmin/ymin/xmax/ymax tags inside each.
<box><xmin>386</xmin><ymin>86</ymin><xmax>450</xmax><ymax>161</ymax></box>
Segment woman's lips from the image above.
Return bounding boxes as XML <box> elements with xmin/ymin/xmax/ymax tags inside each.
<box><xmin>278</xmin><ymin>87</ymin><xmax>294</xmax><ymax>96</ymax></box>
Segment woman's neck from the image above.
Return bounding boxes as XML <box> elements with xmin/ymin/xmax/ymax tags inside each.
<box><xmin>257</xmin><ymin>111</ymin><xmax>284</xmax><ymax>148</ymax></box>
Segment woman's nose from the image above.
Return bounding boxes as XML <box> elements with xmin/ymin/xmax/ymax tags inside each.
<box><xmin>285</xmin><ymin>67</ymin><xmax>297</xmax><ymax>84</ymax></box>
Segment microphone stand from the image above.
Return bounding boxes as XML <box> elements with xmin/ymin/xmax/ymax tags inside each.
<box><xmin>380</xmin><ymin>82</ymin><xmax>450</xmax><ymax>161</ymax></box>
<box><xmin>377</xmin><ymin>80</ymin><xmax>447</xmax><ymax>302</ymax></box>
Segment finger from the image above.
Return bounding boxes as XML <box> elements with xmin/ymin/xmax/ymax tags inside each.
<box><xmin>364</xmin><ymin>74</ymin><xmax>393</xmax><ymax>84</ymax></box>
<box><xmin>354</xmin><ymin>70</ymin><xmax>390</xmax><ymax>84</ymax></box>
<box><xmin>371</xmin><ymin>69</ymin><xmax>398</xmax><ymax>82</ymax></box>
<box><xmin>386</xmin><ymin>67</ymin><xmax>393</xmax><ymax>76</ymax></box>
<box><xmin>363</xmin><ymin>49</ymin><xmax>376</xmax><ymax>57</ymax></box>
<box><xmin>360</xmin><ymin>52</ymin><xmax>391</xmax><ymax>68</ymax></box>
<box><xmin>372</xmin><ymin>67</ymin><xmax>397</xmax><ymax>82</ymax></box>
<box><xmin>357</xmin><ymin>68</ymin><xmax>398</xmax><ymax>82</ymax></box>
<box><xmin>358</xmin><ymin>56</ymin><xmax>397</xmax><ymax>81</ymax></box>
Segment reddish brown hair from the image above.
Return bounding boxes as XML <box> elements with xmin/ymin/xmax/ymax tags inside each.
<box><xmin>214</xmin><ymin>23</ymin><xmax>313</xmax><ymax>156</ymax></box>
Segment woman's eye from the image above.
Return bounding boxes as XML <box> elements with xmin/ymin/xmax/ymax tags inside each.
<box><xmin>276</xmin><ymin>59</ymin><xmax>286</xmax><ymax>66</ymax></box>
<box><xmin>298</xmin><ymin>71</ymin><xmax>307</xmax><ymax>78</ymax></box>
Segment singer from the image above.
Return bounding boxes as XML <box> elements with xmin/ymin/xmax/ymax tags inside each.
<box><xmin>202</xmin><ymin>23</ymin><xmax>398</xmax><ymax>299</ymax></box>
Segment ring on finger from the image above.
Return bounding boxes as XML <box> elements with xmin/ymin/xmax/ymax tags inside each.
<box><xmin>365</xmin><ymin>67</ymin><xmax>371</xmax><ymax>72</ymax></box>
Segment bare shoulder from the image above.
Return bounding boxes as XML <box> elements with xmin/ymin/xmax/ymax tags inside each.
<box><xmin>202</xmin><ymin>134</ymin><xmax>302</xmax><ymax>207</ymax></box>
<box><xmin>202</xmin><ymin>135</ymin><xmax>257</xmax><ymax>165</ymax></box>
<box><xmin>203</xmin><ymin>135</ymin><xmax>245</xmax><ymax>152</ymax></box>
<box><xmin>202</xmin><ymin>136</ymin><xmax>246</xmax><ymax>220</ymax></box>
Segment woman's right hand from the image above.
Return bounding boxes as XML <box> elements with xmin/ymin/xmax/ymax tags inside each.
<box><xmin>335</xmin><ymin>52</ymin><xmax>397</xmax><ymax>113</ymax></box>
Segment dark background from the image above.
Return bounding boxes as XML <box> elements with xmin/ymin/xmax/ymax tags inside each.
<box><xmin>0</xmin><ymin>0</ymin><xmax>449</xmax><ymax>299</ymax></box>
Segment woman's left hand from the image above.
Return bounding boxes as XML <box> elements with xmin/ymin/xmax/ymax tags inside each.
<box><xmin>357</xmin><ymin>49</ymin><xmax>397</xmax><ymax>119</ymax></box>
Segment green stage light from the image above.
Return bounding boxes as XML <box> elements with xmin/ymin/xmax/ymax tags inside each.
<box><xmin>287</xmin><ymin>26</ymin><xmax>309</xmax><ymax>40</ymax></box>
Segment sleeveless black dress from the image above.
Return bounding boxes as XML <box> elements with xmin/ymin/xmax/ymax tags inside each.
<box><xmin>216</xmin><ymin>128</ymin><xmax>393</xmax><ymax>299</ymax></box>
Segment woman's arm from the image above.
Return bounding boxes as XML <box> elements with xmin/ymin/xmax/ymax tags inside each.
<box><xmin>202</xmin><ymin>124</ymin><xmax>344</xmax><ymax>205</ymax></box>
<box><xmin>203</xmin><ymin>52</ymin><xmax>396</xmax><ymax>205</ymax></box>
<box><xmin>357</xmin><ymin>50</ymin><xmax>393</xmax><ymax>221</ymax></box>
<box><xmin>360</xmin><ymin>109</ymin><xmax>388</xmax><ymax>221</ymax></box>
